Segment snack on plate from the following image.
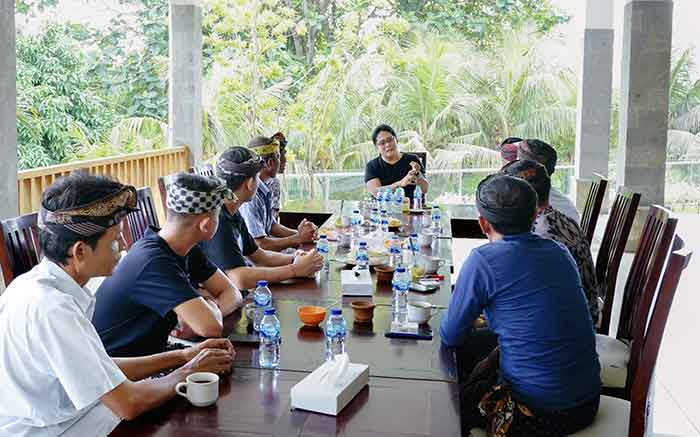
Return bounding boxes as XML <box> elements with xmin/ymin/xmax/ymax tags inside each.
<box><xmin>388</xmin><ymin>217</ymin><xmax>401</xmax><ymax>228</ymax></box>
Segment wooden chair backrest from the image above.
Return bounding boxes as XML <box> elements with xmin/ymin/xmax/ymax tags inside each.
<box><xmin>580</xmin><ymin>173</ymin><xmax>608</xmax><ymax>244</ymax></box>
<box><xmin>189</xmin><ymin>164</ymin><xmax>215</xmax><ymax>177</ymax></box>
<box><xmin>1</xmin><ymin>213</ymin><xmax>41</xmax><ymax>284</ymax></box>
<box><xmin>627</xmin><ymin>240</ymin><xmax>690</xmax><ymax>436</ymax></box>
<box><xmin>125</xmin><ymin>187</ymin><xmax>160</xmax><ymax>247</ymax></box>
<box><xmin>596</xmin><ymin>188</ymin><xmax>641</xmax><ymax>334</ymax></box>
<box><xmin>618</xmin><ymin>206</ymin><xmax>677</xmax><ymax>343</ymax></box>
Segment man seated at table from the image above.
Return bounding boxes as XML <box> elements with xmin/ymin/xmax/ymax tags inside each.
<box><xmin>441</xmin><ymin>174</ymin><xmax>600</xmax><ymax>436</ymax></box>
<box><xmin>93</xmin><ymin>173</ymin><xmax>244</xmax><ymax>356</ymax></box>
<box><xmin>498</xmin><ymin>136</ymin><xmax>522</xmax><ymax>163</ymax></box>
<box><xmin>240</xmin><ymin>135</ymin><xmax>317</xmax><ymax>252</ymax></box>
<box><xmin>501</xmin><ymin>159</ymin><xmax>601</xmax><ymax>324</ymax></box>
<box><xmin>266</xmin><ymin>132</ymin><xmax>287</xmax><ymax>221</ymax></box>
<box><xmin>364</xmin><ymin>124</ymin><xmax>429</xmax><ymax>199</ymax></box>
<box><xmin>0</xmin><ymin>174</ymin><xmax>234</xmax><ymax>435</ymax></box>
<box><xmin>515</xmin><ymin>138</ymin><xmax>581</xmax><ymax>223</ymax></box>
<box><xmin>199</xmin><ymin>146</ymin><xmax>323</xmax><ymax>290</ymax></box>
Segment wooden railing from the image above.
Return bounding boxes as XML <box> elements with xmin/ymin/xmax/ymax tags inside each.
<box><xmin>17</xmin><ymin>147</ymin><xmax>190</xmax><ymax>221</ymax></box>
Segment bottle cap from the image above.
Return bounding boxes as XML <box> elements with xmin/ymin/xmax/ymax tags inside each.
<box><xmin>353</xmin><ymin>209</ymin><xmax>359</xmax><ymax>213</ymax></box>
<box><xmin>397</xmin><ymin>267</ymin><xmax>406</xmax><ymax>273</ymax></box>
<box><xmin>359</xmin><ymin>241</ymin><xmax>367</xmax><ymax>246</ymax></box>
<box><xmin>256</xmin><ymin>280</ymin><xmax>269</xmax><ymax>287</ymax></box>
<box><xmin>319</xmin><ymin>234</ymin><xmax>327</xmax><ymax>239</ymax></box>
<box><xmin>331</xmin><ymin>308</ymin><xmax>342</xmax><ymax>315</ymax></box>
<box><xmin>264</xmin><ymin>308</ymin><xmax>276</xmax><ymax>315</ymax></box>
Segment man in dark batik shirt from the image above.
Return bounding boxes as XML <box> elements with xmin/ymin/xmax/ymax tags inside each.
<box><xmin>501</xmin><ymin>159</ymin><xmax>601</xmax><ymax>324</ymax></box>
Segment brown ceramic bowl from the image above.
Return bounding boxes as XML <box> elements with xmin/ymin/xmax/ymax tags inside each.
<box><xmin>351</xmin><ymin>301</ymin><xmax>376</xmax><ymax>323</ymax></box>
<box><xmin>374</xmin><ymin>265</ymin><xmax>396</xmax><ymax>284</ymax></box>
<box><xmin>297</xmin><ymin>305</ymin><xmax>327</xmax><ymax>327</ymax></box>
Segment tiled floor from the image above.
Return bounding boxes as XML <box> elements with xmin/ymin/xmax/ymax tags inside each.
<box><xmin>649</xmin><ymin>213</ymin><xmax>700</xmax><ymax>436</ymax></box>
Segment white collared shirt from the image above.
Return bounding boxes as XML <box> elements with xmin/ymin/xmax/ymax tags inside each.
<box><xmin>0</xmin><ymin>259</ymin><xmax>126</xmax><ymax>436</ymax></box>
<box><xmin>549</xmin><ymin>188</ymin><xmax>581</xmax><ymax>224</ymax></box>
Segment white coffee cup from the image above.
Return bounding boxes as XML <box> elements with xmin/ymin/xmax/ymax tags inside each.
<box><xmin>418</xmin><ymin>231</ymin><xmax>433</xmax><ymax>247</ymax></box>
<box><xmin>417</xmin><ymin>254</ymin><xmax>444</xmax><ymax>274</ymax></box>
<box><xmin>407</xmin><ymin>301</ymin><xmax>436</xmax><ymax>324</ymax></box>
<box><xmin>176</xmin><ymin>372</ymin><xmax>220</xmax><ymax>407</ymax></box>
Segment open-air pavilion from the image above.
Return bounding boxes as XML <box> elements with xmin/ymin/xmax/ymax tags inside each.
<box><xmin>1</xmin><ymin>0</ymin><xmax>698</xmax><ymax>435</ymax></box>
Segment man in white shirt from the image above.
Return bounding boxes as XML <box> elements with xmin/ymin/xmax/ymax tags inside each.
<box><xmin>517</xmin><ymin>138</ymin><xmax>581</xmax><ymax>223</ymax></box>
<box><xmin>0</xmin><ymin>173</ymin><xmax>235</xmax><ymax>436</ymax></box>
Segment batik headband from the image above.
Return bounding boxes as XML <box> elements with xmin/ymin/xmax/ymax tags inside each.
<box><xmin>38</xmin><ymin>186</ymin><xmax>138</xmax><ymax>238</ymax></box>
<box><xmin>249</xmin><ymin>139</ymin><xmax>280</xmax><ymax>156</ymax></box>
<box><xmin>166</xmin><ymin>179</ymin><xmax>236</xmax><ymax>214</ymax></box>
<box><xmin>216</xmin><ymin>154</ymin><xmax>265</xmax><ymax>179</ymax></box>
<box><xmin>475</xmin><ymin>175</ymin><xmax>535</xmax><ymax>226</ymax></box>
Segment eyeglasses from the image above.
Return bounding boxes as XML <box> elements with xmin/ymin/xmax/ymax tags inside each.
<box><xmin>376</xmin><ymin>136</ymin><xmax>396</xmax><ymax>147</ymax></box>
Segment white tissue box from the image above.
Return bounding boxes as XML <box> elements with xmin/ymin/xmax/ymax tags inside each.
<box><xmin>341</xmin><ymin>269</ymin><xmax>373</xmax><ymax>296</ymax></box>
<box><xmin>290</xmin><ymin>361</ymin><xmax>369</xmax><ymax>416</ymax></box>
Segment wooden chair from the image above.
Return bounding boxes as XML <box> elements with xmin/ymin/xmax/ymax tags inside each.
<box><xmin>189</xmin><ymin>163</ymin><xmax>215</xmax><ymax>177</ymax></box>
<box><xmin>450</xmin><ymin>218</ymin><xmax>486</xmax><ymax>239</ymax></box>
<box><xmin>572</xmin><ymin>242</ymin><xmax>691</xmax><ymax>437</ymax></box>
<box><xmin>596</xmin><ymin>188</ymin><xmax>641</xmax><ymax>334</ymax></box>
<box><xmin>580</xmin><ymin>174</ymin><xmax>608</xmax><ymax>244</ymax></box>
<box><xmin>1</xmin><ymin>213</ymin><xmax>41</xmax><ymax>284</ymax></box>
<box><xmin>473</xmin><ymin>242</ymin><xmax>692</xmax><ymax>437</ymax></box>
<box><xmin>279</xmin><ymin>212</ymin><xmax>332</xmax><ymax>230</ymax></box>
<box><xmin>124</xmin><ymin>187</ymin><xmax>160</xmax><ymax>248</ymax></box>
<box><xmin>596</xmin><ymin>205</ymin><xmax>677</xmax><ymax>395</ymax></box>
<box><xmin>410</xmin><ymin>152</ymin><xmax>427</xmax><ymax>171</ymax></box>
<box><xmin>0</xmin><ymin>227</ymin><xmax>15</xmax><ymax>287</ymax></box>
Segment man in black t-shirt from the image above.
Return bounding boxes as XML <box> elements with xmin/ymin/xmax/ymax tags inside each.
<box><xmin>364</xmin><ymin>124</ymin><xmax>429</xmax><ymax>199</ymax></box>
<box><xmin>199</xmin><ymin>147</ymin><xmax>323</xmax><ymax>291</ymax></box>
<box><xmin>93</xmin><ymin>173</ymin><xmax>243</xmax><ymax>356</ymax></box>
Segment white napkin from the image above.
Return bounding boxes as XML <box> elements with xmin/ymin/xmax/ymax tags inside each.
<box><xmin>319</xmin><ymin>353</ymin><xmax>351</xmax><ymax>388</ymax></box>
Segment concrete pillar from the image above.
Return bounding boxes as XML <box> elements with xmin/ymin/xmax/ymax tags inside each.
<box><xmin>0</xmin><ymin>0</ymin><xmax>18</xmax><ymax>219</ymax></box>
<box><xmin>572</xmin><ymin>0</ymin><xmax>615</xmax><ymax>212</ymax></box>
<box><xmin>617</xmin><ymin>0</ymin><xmax>673</xmax><ymax>249</ymax></box>
<box><xmin>168</xmin><ymin>0</ymin><xmax>203</xmax><ymax>166</ymax></box>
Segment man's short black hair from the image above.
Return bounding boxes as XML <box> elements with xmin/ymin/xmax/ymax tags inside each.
<box><xmin>372</xmin><ymin>124</ymin><xmax>397</xmax><ymax>145</ymax></box>
<box><xmin>40</xmin><ymin>173</ymin><xmax>125</xmax><ymax>264</ymax></box>
<box><xmin>476</xmin><ymin>174</ymin><xmax>537</xmax><ymax>235</ymax></box>
<box><xmin>500</xmin><ymin>160</ymin><xmax>551</xmax><ymax>206</ymax></box>
<box><xmin>167</xmin><ymin>172</ymin><xmax>225</xmax><ymax>222</ymax></box>
<box><xmin>521</xmin><ymin>139</ymin><xmax>557</xmax><ymax>175</ymax></box>
<box><xmin>218</xmin><ymin>146</ymin><xmax>257</xmax><ymax>191</ymax></box>
<box><xmin>500</xmin><ymin>137</ymin><xmax>523</xmax><ymax>146</ymax></box>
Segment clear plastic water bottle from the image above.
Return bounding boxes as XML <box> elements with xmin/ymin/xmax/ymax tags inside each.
<box><xmin>316</xmin><ymin>234</ymin><xmax>330</xmax><ymax>272</ymax></box>
<box><xmin>394</xmin><ymin>187</ymin><xmax>404</xmax><ymax>217</ymax></box>
<box><xmin>259</xmin><ymin>308</ymin><xmax>281</xmax><ymax>369</ymax></box>
<box><xmin>413</xmin><ymin>185</ymin><xmax>423</xmax><ymax>210</ymax></box>
<box><xmin>253</xmin><ymin>280</ymin><xmax>272</xmax><ymax>332</ymax></box>
<box><xmin>370</xmin><ymin>208</ymin><xmax>380</xmax><ymax>231</ymax></box>
<box><xmin>404</xmin><ymin>232</ymin><xmax>419</xmax><ymax>265</ymax></box>
<box><xmin>389</xmin><ymin>235</ymin><xmax>402</xmax><ymax>267</ymax></box>
<box><xmin>431</xmin><ymin>205</ymin><xmax>441</xmax><ymax>234</ymax></box>
<box><xmin>380</xmin><ymin>209</ymin><xmax>389</xmax><ymax>233</ymax></box>
<box><xmin>384</xmin><ymin>189</ymin><xmax>394</xmax><ymax>215</ymax></box>
<box><xmin>325</xmin><ymin>308</ymin><xmax>347</xmax><ymax>361</ymax></box>
<box><xmin>356</xmin><ymin>241</ymin><xmax>369</xmax><ymax>271</ymax></box>
<box><xmin>392</xmin><ymin>266</ymin><xmax>410</xmax><ymax>326</ymax></box>
<box><xmin>351</xmin><ymin>209</ymin><xmax>362</xmax><ymax>239</ymax></box>
<box><xmin>377</xmin><ymin>188</ymin><xmax>386</xmax><ymax>211</ymax></box>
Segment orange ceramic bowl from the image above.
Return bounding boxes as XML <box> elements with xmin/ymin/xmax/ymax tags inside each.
<box><xmin>297</xmin><ymin>305</ymin><xmax>327</xmax><ymax>327</ymax></box>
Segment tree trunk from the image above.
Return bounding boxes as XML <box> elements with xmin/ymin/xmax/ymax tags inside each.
<box><xmin>285</xmin><ymin>0</ymin><xmax>305</xmax><ymax>58</ymax></box>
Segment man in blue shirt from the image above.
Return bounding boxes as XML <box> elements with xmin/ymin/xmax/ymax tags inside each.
<box><xmin>441</xmin><ymin>174</ymin><xmax>600</xmax><ymax>435</ymax></box>
<box><xmin>93</xmin><ymin>173</ymin><xmax>244</xmax><ymax>357</ymax></box>
<box><xmin>239</xmin><ymin>136</ymin><xmax>317</xmax><ymax>252</ymax></box>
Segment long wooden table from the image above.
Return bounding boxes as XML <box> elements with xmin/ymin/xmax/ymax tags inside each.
<box><xmin>112</xmin><ymin>203</ymin><xmax>482</xmax><ymax>436</ymax></box>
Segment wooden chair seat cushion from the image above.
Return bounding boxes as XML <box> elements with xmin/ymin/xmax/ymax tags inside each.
<box><xmin>469</xmin><ymin>396</ymin><xmax>629</xmax><ymax>437</ymax></box>
<box><xmin>596</xmin><ymin>334</ymin><xmax>630</xmax><ymax>389</ymax></box>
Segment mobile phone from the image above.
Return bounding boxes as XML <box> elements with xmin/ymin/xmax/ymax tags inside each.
<box><xmin>409</xmin><ymin>282</ymin><xmax>439</xmax><ymax>293</ymax></box>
